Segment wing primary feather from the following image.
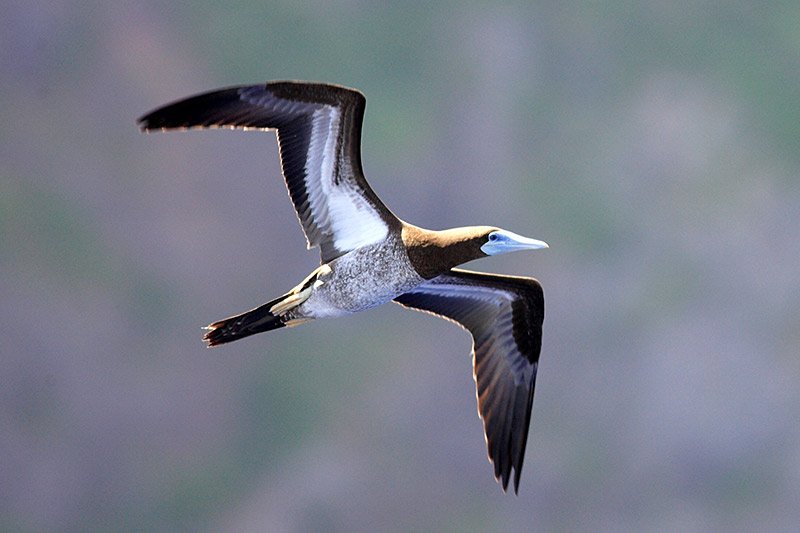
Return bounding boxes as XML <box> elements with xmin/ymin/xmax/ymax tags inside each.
<box><xmin>138</xmin><ymin>82</ymin><xmax>396</xmax><ymax>262</ymax></box>
<box><xmin>394</xmin><ymin>268</ymin><xmax>544</xmax><ymax>493</ymax></box>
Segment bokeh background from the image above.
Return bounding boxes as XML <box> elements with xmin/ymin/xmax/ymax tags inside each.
<box><xmin>2</xmin><ymin>1</ymin><xmax>799</xmax><ymax>531</ymax></box>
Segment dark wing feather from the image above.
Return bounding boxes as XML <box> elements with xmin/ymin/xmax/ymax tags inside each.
<box><xmin>138</xmin><ymin>81</ymin><xmax>397</xmax><ymax>262</ymax></box>
<box><xmin>394</xmin><ymin>268</ymin><xmax>544</xmax><ymax>493</ymax></box>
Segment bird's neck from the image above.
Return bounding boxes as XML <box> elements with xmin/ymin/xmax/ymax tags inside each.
<box><xmin>401</xmin><ymin>223</ymin><xmax>487</xmax><ymax>279</ymax></box>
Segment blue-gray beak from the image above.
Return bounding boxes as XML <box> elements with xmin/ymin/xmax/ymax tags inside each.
<box><xmin>481</xmin><ymin>229</ymin><xmax>549</xmax><ymax>256</ymax></box>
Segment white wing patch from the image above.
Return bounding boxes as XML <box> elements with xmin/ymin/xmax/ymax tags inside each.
<box><xmin>304</xmin><ymin>108</ymin><xmax>388</xmax><ymax>252</ymax></box>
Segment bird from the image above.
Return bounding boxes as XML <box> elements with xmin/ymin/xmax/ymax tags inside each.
<box><xmin>137</xmin><ymin>81</ymin><xmax>548</xmax><ymax>493</ymax></box>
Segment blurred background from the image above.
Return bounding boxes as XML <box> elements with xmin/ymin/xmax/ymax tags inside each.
<box><xmin>2</xmin><ymin>1</ymin><xmax>799</xmax><ymax>531</ymax></box>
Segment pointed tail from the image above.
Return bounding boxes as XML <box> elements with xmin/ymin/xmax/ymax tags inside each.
<box><xmin>203</xmin><ymin>297</ymin><xmax>286</xmax><ymax>347</ymax></box>
<box><xmin>203</xmin><ymin>267</ymin><xmax>324</xmax><ymax>346</ymax></box>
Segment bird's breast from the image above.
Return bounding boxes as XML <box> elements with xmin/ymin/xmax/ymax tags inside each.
<box><xmin>299</xmin><ymin>238</ymin><xmax>424</xmax><ymax>317</ymax></box>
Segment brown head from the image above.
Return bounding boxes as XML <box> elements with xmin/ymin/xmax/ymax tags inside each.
<box><xmin>402</xmin><ymin>223</ymin><xmax>548</xmax><ymax>279</ymax></box>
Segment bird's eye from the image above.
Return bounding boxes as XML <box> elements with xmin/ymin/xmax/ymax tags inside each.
<box><xmin>488</xmin><ymin>233</ymin><xmax>498</xmax><ymax>242</ymax></box>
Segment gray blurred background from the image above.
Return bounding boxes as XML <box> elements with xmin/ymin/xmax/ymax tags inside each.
<box><xmin>2</xmin><ymin>1</ymin><xmax>799</xmax><ymax>531</ymax></box>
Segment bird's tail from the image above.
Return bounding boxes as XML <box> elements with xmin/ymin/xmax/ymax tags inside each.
<box><xmin>202</xmin><ymin>291</ymin><xmax>313</xmax><ymax>347</ymax></box>
<box><xmin>203</xmin><ymin>266</ymin><xmax>325</xmax><ymax>346</ymax></box>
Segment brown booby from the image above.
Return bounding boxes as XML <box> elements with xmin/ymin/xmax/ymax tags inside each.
<box><xmin>138</xmin><ymin>81</ymin><xmax>548</xmax><ymax>493</ymax></box>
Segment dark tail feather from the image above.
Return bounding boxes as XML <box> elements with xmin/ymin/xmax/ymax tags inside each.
<box><xmin>203</xmin><ymin>297</ymin><xmax>286</xmax><ymax>347</ymax></box>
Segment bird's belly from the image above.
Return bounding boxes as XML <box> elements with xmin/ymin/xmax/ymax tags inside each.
<box><xmin>299</xmin><ymin>241</ymin><xmax>425</xmax><ymax>318</ymax></box>
<box><xmin>304</xmin><ymin>268</ymin><xmax>424</xmax><ymax>317</ymax></box>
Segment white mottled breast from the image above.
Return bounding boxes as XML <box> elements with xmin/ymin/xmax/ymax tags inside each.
<box><xmin>298</xmin><ymin>236</ymin><xmax>424</xmax><ymax>318</ymax></box>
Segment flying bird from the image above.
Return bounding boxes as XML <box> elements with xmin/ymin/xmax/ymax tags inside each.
<box><xmin>138</xmin><ymin>81</ymin><xmax>548</xmax><ymax>493</ymax></box>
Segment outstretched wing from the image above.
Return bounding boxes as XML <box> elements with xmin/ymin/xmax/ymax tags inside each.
<box><xmin>395</xmin><ymin>268</ymin><xmax>544</xmax><ymax>493</ymax></box>
<box><xmin>138</xmin><ymin>82</ymin><xmax>397</xmax><ymax>262</ymax></box>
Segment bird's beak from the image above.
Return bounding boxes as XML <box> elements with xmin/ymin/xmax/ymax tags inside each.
<box><xmin>481</xmin><ymin>230</ymin><xmax>549</xmax><ymax>256</ymax></box>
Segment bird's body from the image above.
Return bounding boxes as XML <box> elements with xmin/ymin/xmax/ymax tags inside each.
<box><xmin>138</xmin><ymin>81</ymin><xmax>548</xmax><ymax>493</ymax></box>
<box><xmin>301</xmin><ymin>232</ymin><xmax>423</xmax><ymax>317</ymax></box>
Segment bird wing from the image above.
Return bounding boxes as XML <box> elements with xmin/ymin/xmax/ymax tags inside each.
<box><xmin>394</xmin><ymin>268</ymin><xmax>544</xmax><ymax>493</ymax></box>
<box><xmin>138</xmin><ymin>82</ymin><xmax>397</xmax><ymax>262</ymax></box>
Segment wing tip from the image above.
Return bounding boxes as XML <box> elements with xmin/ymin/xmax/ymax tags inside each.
<box><xmin>491</xmin><ymin>460</ymin><xmax>524</xmax><ymax>494</ymax></box>
<box><xmin>492</xmin><ymin>465</ymin><xmax>522</xmax><ymax>494</ymax></box>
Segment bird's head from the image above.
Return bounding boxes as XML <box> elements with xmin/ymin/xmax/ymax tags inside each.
<box><xmin>402</xmin><ymin>224</ymin><xmax>549</xmax><ymax>279</ymax></box>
